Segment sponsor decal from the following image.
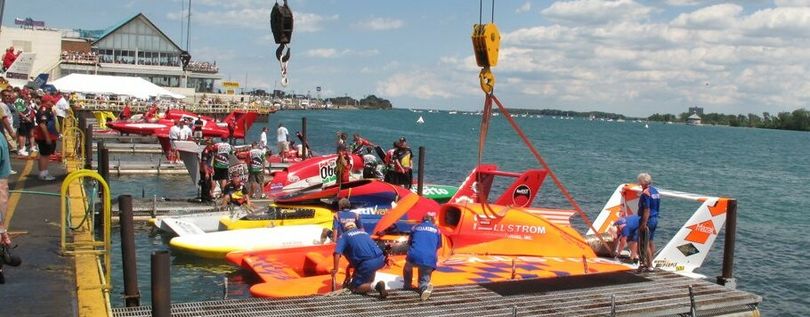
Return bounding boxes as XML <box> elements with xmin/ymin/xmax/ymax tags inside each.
<box><xmin>684</xmin><ymin>220</ymin><xmax>716</xmax><ymax>244</ymax></box>
<box><xmin>512</xmin><ymin>184</ymin><xmax>532</xmax><ymax>207</ymax></box>
<box><xmin>414</xmin><ymin>186</ymin><xmax>450</xmax><ymax>196</ymax></box>
<box><xmin>318</xmin><ymin>158</ymin><xmax>337</xmax><ymax>186</ymax></box>
<box><xmin>677</xmin><ymin>243</ymin><xmax>700</xmax><ymax>257</ymax></box>
<box><xmin>350</xmin><ymin>205</ymin><xmax>389</xmax><ymax>215</ymax></box>
<box><xmin>653</xmin><ymin>259</ymin><xmax>686</xmax><ymax>271</ymax></box>
<box><xmin>472</xmin><ymin>215</ymin><xmax>546</xmax><ymax>234</ymax></box>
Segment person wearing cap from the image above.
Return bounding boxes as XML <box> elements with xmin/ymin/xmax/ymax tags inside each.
<box><xmin>220</xmin><ymin>174</ymin><xmax>253</xmax><ymax>209</ymax></box>
<box><xmin>199</xmin><ymin>138</ymin><xmax>216</xmax><ymax>201</ymax></box>
<box><xmin>33</xmin><ymin>100</ymin><xmax>58</xmax><ymax>180</ymax></box>
<box><xmin>320</xmin><ymin>198</ymin><xmax>364</xmax><ymax>244</ymax></box>
<box><xmin>403</xmin><ymin>212</ymin><xmax>442</xmax><ymax>300</ymax></box>
<box><xmin>331</xmin><ymin>221</ymin><xmax>388</xmax><ymax>299</ymax></box>
<box><xmin>612</xmin><ymin>215</ymin><xmax>640</xmax><ymax>264</ymax></box>
<box><xmin>391</xmin><ymin>137</ymin><xmax>413</xmax><ymax>189</ymax></box>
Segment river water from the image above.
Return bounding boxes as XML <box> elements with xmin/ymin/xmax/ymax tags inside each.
<box><xmin>108</xmin><ymin>108</ymin><xmax>810</xmax><ymax>315</ymax></box>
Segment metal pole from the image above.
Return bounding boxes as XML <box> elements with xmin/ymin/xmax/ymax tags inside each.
<box><xmin>84</xmin><ymin>123</ymin><xmax>93</xmax><ymax>169</ymax></box>
<box><xmin>151</xmin><ymin>250</ymin><xmax>171</xmax><ymax>317</ymax></box>
<box><xmin>301</xmin><ymin>117</ymin><xmax>308</xmax><ymax>158</ymax></box>
<box><xmin>96</xmin><ymin>140</ymin><xmax>105</xmax><ymax>174</ymax></box>
<box><xmin>417</xmin><ymin>146</ymin><xmax>425</xmax><ymax>196</ymax></box>
<box><xmin>717</xmin><ymin>199</ymin><xmax>737</xmax><ymax>288</ymax></box>
<box><xmin>118</xmin><ymin>195</ymin><xmax>140</xmax><ymax>307</ymax></box>
<box><xmin>99</xmin><ymin>147</ymin><xmax>110</xmax><ymax>183</ymax></box>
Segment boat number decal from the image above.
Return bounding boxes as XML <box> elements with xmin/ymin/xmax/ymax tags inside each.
<box><xmin>413</xmin><ymin>186</ymin><xmax>449</xmax><ymax>196</ymax></box>
<box><xmin>512</xmin><ymin>184</ymin><xmax>531</xmax><ymax>207</ymax></box>
<box><xmin>318</xmin><ymin>158</ymin><xmax>337</xmax><ymax>185</ymax></box>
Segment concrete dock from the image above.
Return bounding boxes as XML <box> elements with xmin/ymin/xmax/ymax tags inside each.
<box><xmin>0</xmin><ymin>159</ymin><xmax>80</xmax><ymax>316</ymax></box>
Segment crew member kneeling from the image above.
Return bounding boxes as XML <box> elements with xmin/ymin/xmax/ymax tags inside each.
<box><xmin>403</xmin><ymin>212</ymin><xmax>442</xmax><ymax>300</ymax></box>
<box><xmin>331</xmin><ymin>222</ymin><xmax>388</xmax><ymax>299</ymax></box>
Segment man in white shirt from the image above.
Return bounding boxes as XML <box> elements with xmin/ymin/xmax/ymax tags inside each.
<box><xmin>168</xmin><ymin>120</ymin><xmax>183</xmax><ymax>163</ymax></box>
<box><xmin>276</xmin><ymin>123</ymin><xmax>289</xmax><ymax>162</ymax></box>
<box><xmin>259</xmin><ymin>127</ymin><xmax>268</xmax><ymax>149</ymax></box>
<box><xmin>179</xmin><ymin>121</ymin><xmax>193</xmax><ymax>140</ymax></box>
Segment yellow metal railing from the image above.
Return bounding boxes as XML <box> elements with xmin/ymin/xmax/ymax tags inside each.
<box><xmin>59</xmin><ymin>169</ymin><xmax>112</xmax><ymax>291</ymax></box>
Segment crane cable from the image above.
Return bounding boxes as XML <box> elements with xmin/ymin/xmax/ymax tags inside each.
<box><xmin>471</xmin><ymin>1</ymin><xmax>612</xmax><ymax>252</ymax></box>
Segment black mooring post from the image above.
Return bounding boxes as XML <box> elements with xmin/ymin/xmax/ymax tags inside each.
<box><xmin>301</xmin><ymin>117</ymin><xmax>308</xmax><ymax>158</ymax></box>
<box><xmin>417</xmin><ymin>146</ymin><xmax>425</xmax><ymax>196</ymax></box>
<box><xmin>718</xmin><ymin>199</ymin><xmax>737</xmax><ymax>289</ymax></box>
<box><xmin>96</xmin><ymin>140</ymin><xmax>105</xmax><ymax>175</ymax></box>
<box><xmin>118</xmin><ymin>195</ymin><xmax>140</xmax><ymax>307</ymax></box>
<box><xmin>151</xmin><ymin>250</ymin><xmax>171</xmax><ymax>317</ymax></box>
<box><xmin>99</xmin><ymin>147</ymin><xmax>110</xmax><ymax>183</ymax></box>
<box><xmin>84</xmin><ymin>123</ymin><xmax>93</xmax><ymax>169</ymax></box>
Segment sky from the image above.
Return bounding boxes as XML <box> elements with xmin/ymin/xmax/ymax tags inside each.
<box><xmin>5</xmin><ymin>0</ymin><xmax>810</xmax><ymax>116</ymax></box>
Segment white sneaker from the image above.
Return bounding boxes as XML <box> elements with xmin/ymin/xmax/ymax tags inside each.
<box><xmin>18</xmin><ymin>149</ymin><xmax>28</xmax><ymax>156</ymax></box>
<box><xmin>39</xmin><ymin>174</ymin><xmax>55</xmax><ymax>181</ymax></box>
<box><xmin>420</xmin><ymin>284</ymin><xmax>433</xmax><ymax>301</ymax></box>
<box><xmin>31</xmin><ymin>147</ymin><xmax>38</xmax><ymax>152</ymax></box>
<box><xmin>9</xmin><ymin>170</ymin><xmax>16</xmax><ymax>175</ymax></box>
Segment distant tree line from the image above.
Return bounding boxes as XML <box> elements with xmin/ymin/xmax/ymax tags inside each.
<box><xmin>648</xmin><ymin>108</ymin><xmax>810</xmax><ymax>131</ymax></box>
<box><xmin>509</xmin><ymin>108</ymin><xmax>627</xmax><ymax>120</ymax></box>
<box><xmin>325</xmin><ymin>95</ymin><xmax>392</xmax><ymax>109</ymax></box>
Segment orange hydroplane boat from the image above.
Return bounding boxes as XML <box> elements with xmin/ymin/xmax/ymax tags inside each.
<box><xmin>227</xmin><ymin>165</ymin><xmax>632</xmax><ymax>298</ymax></box>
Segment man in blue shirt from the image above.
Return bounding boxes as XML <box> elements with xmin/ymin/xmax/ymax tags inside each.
<box><xmin>612</xmin><ymin>215</ymin><xmax>640</xmax><ymax>263</ymax></box>
<box><xmin>403</xmin><ymin>212</ymin><xmax>442</xmax><ymax>300</ymax></box>
<box><xmin>320</xmin><ymin>198</ymin><xmax>364</xmax><ymax>244</ymax></box>
<box><xmin>332</xmin><ymin>222</ymin><xmax>388</xmax><ymax>299</ymax></box>
<box><xmin>636</xmin><ymin>172</ymin><xmax>661</xmax><ymax>272</ymax></box>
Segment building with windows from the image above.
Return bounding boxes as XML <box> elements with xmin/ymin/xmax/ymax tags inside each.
<box><xmin>59</xmin><ymin>13</ymin><xmax>220</xmax><ymax>93</ymax></box>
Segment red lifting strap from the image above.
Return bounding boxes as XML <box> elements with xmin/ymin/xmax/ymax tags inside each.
<box><xmin>476</xmin><ymin>93</ymin><xmax>611</xmax><ymax>251</ymax></box>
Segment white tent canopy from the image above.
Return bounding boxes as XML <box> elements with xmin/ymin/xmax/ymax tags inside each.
<box><xmin>51</xmin><ymin>74</ymin><xmax>185</xmax><ymax>100</ymax></box>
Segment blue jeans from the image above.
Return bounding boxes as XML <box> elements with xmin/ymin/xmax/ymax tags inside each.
<box><xmin>403</xmin><ymin>261</ymin><xmax>433</xmax><ymax>292</ymax></box>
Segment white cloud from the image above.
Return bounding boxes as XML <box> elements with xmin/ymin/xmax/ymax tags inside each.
<box><xmin>353</xmin><ymin>17</ymin><xmax>404</xmax><ymax>31</ymax></box>
<box><xmin>461</xmin><ymin>2</ymin><xmax>810</xmax><ymax>115</ymax></box>
<box><xmin>541</xmin><ymin>0</ymin><xmax>652</xmax><ymax>25</ymax></box>
<box><xmin>666</xmin><ymin>0</ymin><xmax>701</xmax><ymax>6</ymax></box>
<box><xmin>304</xmin><ymin>48</ymin><xmax>379</xmax><ymax>58</ymax></box>
<box><xmin>775</xmin><ymin>0</ymin><xmax>810</xmax><ymax>7</ymax></box>
<box><xmin>376</xmin><ymin>71</ymin><xmax>458</xmax><ymax>99</ymax></box>
<box><xmin>516</xmin><ymin>1</ymin><xmax>532</xmax><ymax>14</ymax></box>
<box><xmin>671</xmin><ymin>4</ymin><xmax>743</xmax><ymax>30</ymax></box>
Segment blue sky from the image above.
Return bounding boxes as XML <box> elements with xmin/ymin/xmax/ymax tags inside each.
<box><xmin>6</xmin><ymin>0</ymin><xmax>810</xmax><ymax>116</ymax></box>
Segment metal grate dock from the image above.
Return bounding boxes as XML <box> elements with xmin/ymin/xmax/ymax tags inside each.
<box><xmin>112</xmin><ymin>271</ymin><xmax>761</xmax><ymax>317</ymax></box>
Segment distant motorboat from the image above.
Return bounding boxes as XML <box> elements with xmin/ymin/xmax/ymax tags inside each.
<box><xmin>417</xmin><ymin>116</ymin><xmax>425</xmax><ymax>124</ymax></box>
<box><xmin>645</xmin><ymin>123</ymin><xmax>649</xmax><ymax>129</ymax></box>
<box><xmin>448</xmin><ymin>111</ymin><xmax>457</xmax><ymax>114</ymax></box>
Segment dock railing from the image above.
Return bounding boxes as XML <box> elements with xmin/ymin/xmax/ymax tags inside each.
<box><xmin>61</xmin><ymin>112</ymin><xmax>114</xmax><ymax>316</ymax></box>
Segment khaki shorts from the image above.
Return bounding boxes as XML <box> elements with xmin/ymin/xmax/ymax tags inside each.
<box><xmin>277</xmin><ymin>141</ymin><xmax>290</xmax><ymax>154</ymax></box>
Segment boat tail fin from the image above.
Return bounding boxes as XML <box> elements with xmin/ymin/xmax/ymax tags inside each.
<box><xmin>225</xmin><ymin>111</ymin><xmax>260</xmax><ymax>139</ymax></box>
<box><xmin>652</xmin><ymin>197</ymin><xmax>730</xmax><ymax>273</ymax></box>
<box><xmin>492</xmin><ymin>169</ymin><xmax>547</xmax><ymax>207</ymax></box>
<box><xmin>587</xmin><ymin>184</ymin><xmax>639</xmax><ymax>235</ymax></box>
<box><xmin>448</xmin><ymin>164</ymin><xmax>498</xmax><ymax>204</ymax></box>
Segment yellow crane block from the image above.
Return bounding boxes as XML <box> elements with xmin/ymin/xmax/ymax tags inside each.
<box><xmin>472</xmin><ymin>23</ymin><xmax>500</xmax><ymax>68</ymax></box>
